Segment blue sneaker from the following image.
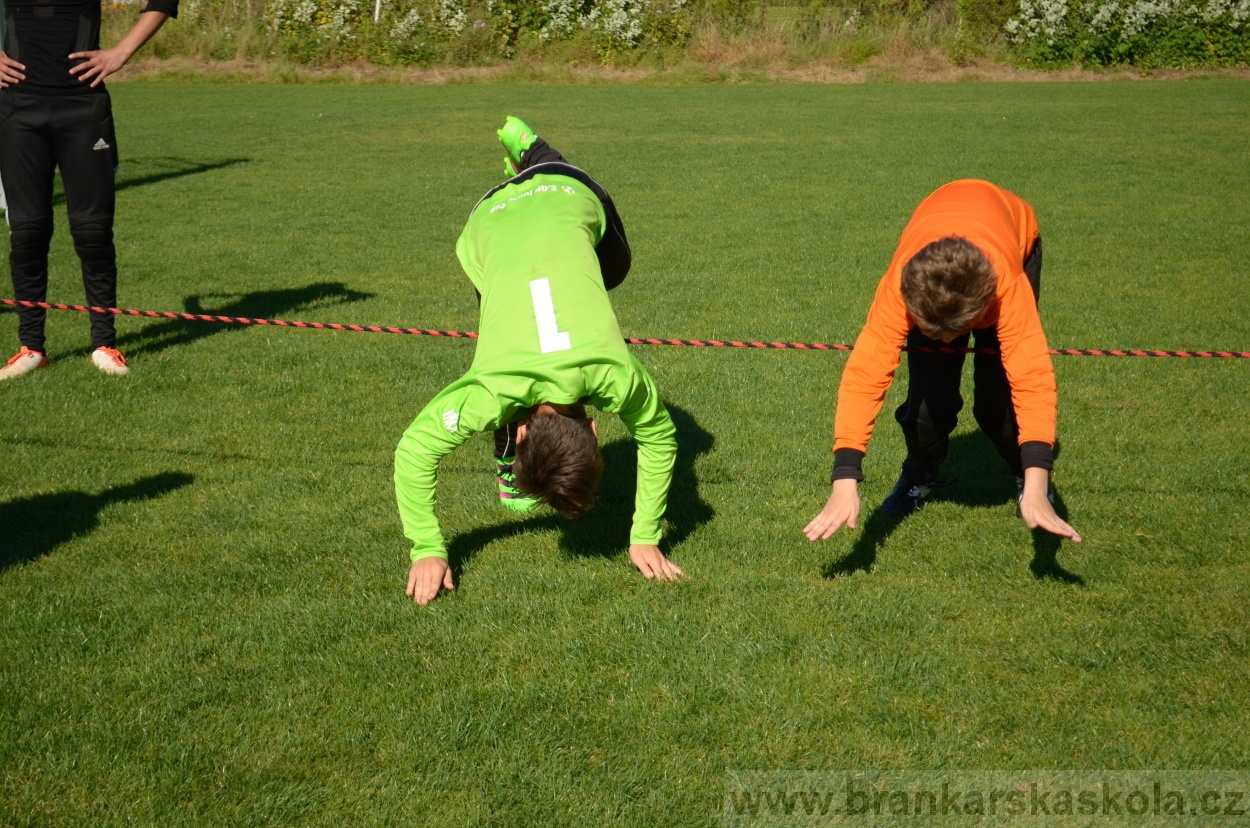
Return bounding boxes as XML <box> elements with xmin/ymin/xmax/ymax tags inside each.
<box><xmin>881</xmin><ymin>473</ymin><xmax>933</xmax><ymax>518</ymax></box>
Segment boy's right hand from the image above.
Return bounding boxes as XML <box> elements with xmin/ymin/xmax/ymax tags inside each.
<box><xmin>407</xmin><ymin>557</ymin><xmax>454</xmax><ymax>605</ymax></box>
<box><xmin>804</xmin><ymin>479</ymin><xmax>860</xmax><ymax>541</ymax></box>
<box><xmin>629</xmin><ymin>544</ymin><xmax>684</xmax><ymax>581</ymax></box>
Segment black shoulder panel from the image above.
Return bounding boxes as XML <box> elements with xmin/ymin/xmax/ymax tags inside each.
<box><xmin>468</xmin><ymin>162</ymin><xmax>632</xmax><ymax>288</ymax></box>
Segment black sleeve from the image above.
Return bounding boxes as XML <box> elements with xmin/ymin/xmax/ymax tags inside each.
<box><xmin>141</xmin><ymin>0</ymin><xmax>179</xmax><ymax>18</ymax></box>
<box><xmin>831</xmin><ymin>448</ymin><xmax>865</xmax><ymax>483</ymax></box>
<box><xmin>594</xmin><ymin>188</ymin><xmax>631</xmax><ymax>291</ymax></box>
<box><xmin>478</xmin><ymin>160</ymin><xmax>632</xmax><ymax>289</ymax></box>
<box><xmin>1020</xmin><ymin>441</ymin><xmax>1054</xmax><ymax>471</ymax></box>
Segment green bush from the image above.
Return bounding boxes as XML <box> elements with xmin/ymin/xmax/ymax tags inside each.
<box><xmin>108</xmin><ymin>0</ymin><xmax>1250</xmax><ymax>67</ymax></box>
<box><xmin>125</xmin><ymin>0</ymin><xmax>696</xmax><ymax>65</ymax></box>
<box><xmin>957</xmin><ymin>0</ymin><xmax>1016</xmax><ymax>38</ymax></box>
<box><xmin>269</xmin><ymin>0</ymin><xmax>698</xmax><ymax>61</ymax></box>
<box><xmin>1004</xmin><ymin>0</ymin><xmax>1250</xmax><ymax>66</ymax></box>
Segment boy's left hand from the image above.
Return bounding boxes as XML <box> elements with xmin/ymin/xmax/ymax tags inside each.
<box><xmin>629</xmin><ymin>544</ymin><xmax>684</xmax><ymax>581</ymax></box>
<box><xmin>68</xmin><ymin>46</ymin><xmax>130</xmax><ymax>87</ymax></box>
<box><xmin>1019</xmin><ymin>468</ymin><xmax>1082</xmax><ymax>542</ymax></box>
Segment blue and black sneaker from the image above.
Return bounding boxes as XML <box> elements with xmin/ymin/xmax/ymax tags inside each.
<box><xmin>881</xmin><ymin>473</ymin><xmax>934</xmax><ymax>518</ymax></box>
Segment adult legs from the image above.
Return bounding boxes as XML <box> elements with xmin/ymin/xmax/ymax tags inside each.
<box><xmin>54</xmin><ymin>93</ymin><xmax>119</xmax><ymax>350</ymax></box>
<box><xmin>1</xmin><ymin>92</ymin><xmax>57</xmax><ymax>353</ymax></box>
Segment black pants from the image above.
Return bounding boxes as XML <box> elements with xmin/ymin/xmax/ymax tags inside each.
<box><xmin>0</xmin><ymin>89</ymin><xmax>120</xmax><ymax>352</ymax></box>
<box><xmin>894</xmin><ymin>238</ymin><xmax>1043</xmax><ymax>483</ymax></box>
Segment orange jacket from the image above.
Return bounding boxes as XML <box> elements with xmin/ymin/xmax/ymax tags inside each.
<box><xmin>834</xmin><ymin>180</ymin><xmax>1056</xmax><ymax>456</ymax></box>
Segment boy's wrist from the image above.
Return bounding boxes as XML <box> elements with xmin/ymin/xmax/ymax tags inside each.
<box><xmin>831</xmin><ymin>448</ymin><xmax>865</xmax><ymax>482</ymax></box>
<box><xmin>1020</xmin><ymin>441</ymin><xmax>1054</xmax><ymax>471</ymax></box>
<box><xmin>410</xmin><ymin>549</ymin><xmax>449</xmax><ymax>563</ymax></box>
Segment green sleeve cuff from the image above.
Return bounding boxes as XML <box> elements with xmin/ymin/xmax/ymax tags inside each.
<box><xmin>410</xmin><ymin>548</ymin><xmax>449</xmax><ymax>563</ymax></box>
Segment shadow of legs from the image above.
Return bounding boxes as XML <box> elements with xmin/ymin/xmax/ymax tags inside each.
<box><xmin>0</xmin><ymin>472</ymin><xmax>194</xmax><ymax>571</ymax></box>
<box><xmin>108</xmin><ymin>282</ymin><xmax>375</xmax><ymax>357</ymax></box>
<box><xmin>51</xmin><ymin>157</ymin><xmax>251</xmax><ymax>209</ymax></box>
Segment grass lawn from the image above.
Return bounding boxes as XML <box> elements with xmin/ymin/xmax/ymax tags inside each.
<box><xmin>1</xmin><ymin>79</ymin><xmax>1248</xmax><ymax>826</ymax></box>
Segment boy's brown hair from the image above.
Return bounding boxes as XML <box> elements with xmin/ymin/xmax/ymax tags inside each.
<box><xmin>513</xmin><ymin>414</ymin><xmax>603</xmax><ymax>519</ymax></box>
<box><xmin>900</xmin><ymin>236</ymin><xmax>997</xmax><ymax>339</ymax></box>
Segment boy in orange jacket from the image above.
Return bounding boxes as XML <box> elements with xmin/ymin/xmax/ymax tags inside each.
<box><xmin>805</xmin><ymin>179</ymin><xmax>1081</xmax><ymax>544</ymax></box>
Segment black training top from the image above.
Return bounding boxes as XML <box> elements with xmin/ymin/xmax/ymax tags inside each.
<box><xmin>1</xmin><ymin>0</ymin><xmax>178</xmax><ymax>96</ymax></box>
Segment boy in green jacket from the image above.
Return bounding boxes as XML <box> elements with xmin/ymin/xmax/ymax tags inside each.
<box><xmin>395</xmin><ymin>118</ymin><xmax>683</xmax><ymax>605</ymax></box>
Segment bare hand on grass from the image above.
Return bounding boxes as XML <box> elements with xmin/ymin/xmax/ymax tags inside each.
<box><xmin>1019</xmin><ymin>468</ymin><xmax>1082</xmax><ymax>542</ymax></box>
<box><xmin>804</xmin><ymin>479</ymin><xmax>860</xmax><ymax>540</ymax></box>
<box><xmin>407</xmin><ymin>557</ymin><xmax>454</xmax><ymax>605</ymax></box>
<box><xmin>630</xmin><ymin>544</ymin><xmax>684</xmax><ymax>581</ymax></box>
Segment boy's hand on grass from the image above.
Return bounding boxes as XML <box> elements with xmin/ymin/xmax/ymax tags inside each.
<box><xmin>407</xmin><ymin>557</ymin><xmax>454</xmax><ymax>605</ymax></box>
<box><xmin>629</xmin><ymin>544</ymin><xmax>684</xmax><ymax>581</ymax></box>
<box><xmin>804</xmin><ymin>479</ymin><xmax>860</xmax><ymax>540</ymax></box>
<box><xmin>1019</xmin><ymin>468</ymin><xmax>1082</xmax><ymax>542</ymax></box>
<box><xmin>0</xmin><ymin>51</ymin><xmax>26</xmax><ymax>87</ymax></box>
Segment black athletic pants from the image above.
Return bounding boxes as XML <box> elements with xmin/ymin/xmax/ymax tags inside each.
<box><xmin>893</xmin><ymin>238</ymin><xmax>1043</xmax><ymax>484</ymax></box>
<box><xmin>0</xmin><ymin>89</ymin><xmax>120</xmax><ymax>352</ymax></box>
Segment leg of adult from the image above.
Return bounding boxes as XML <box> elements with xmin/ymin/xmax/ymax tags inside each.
<box><xmin>0</xmin><ymin>91</ymin><xmax>57</xmax><ymax>353</ymax></box>
<box><xmin>55</xmin><ymin>92</ymin><xmax>118</xmax><ymax>350</ymax></box>
<box><xmin>971</xmin><ymin>236</ymin><xmax>1043</xmax><ymax>478</ymax></box>
<box><xmin>893</xmin><ymin>328</ymin><xmax>969</xmax><ymax>485</ymax></box>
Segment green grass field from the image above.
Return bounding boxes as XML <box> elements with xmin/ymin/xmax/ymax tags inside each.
<box><xmin>1</xmin><ymin>80</ymin><xmax>1248</xmax><ymax>826</ymax></box>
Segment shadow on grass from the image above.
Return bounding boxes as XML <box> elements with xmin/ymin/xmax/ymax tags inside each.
<box><xmin>0</xmin><ymin>472</ymin><xmax>194</xmax><ymax>571</ymax></box>
<box><xmin>51</xmin><ymin>157</ymin><xmax>251</xmax><ymax>208</ymax></box>
<box><xmin>823</xmin><ymin>431</ymin><xmax>1082</xmax><ymax>582</ymax></box>
<box><xmin>102</xmin><ymin>282</ymin><xmax>375</xmax><ymax>357</ymax></box>
<box><xmin>447</xmin><ymin>404</ymin><xmax>714</xmax><ymax>577</ymax></box>
<box><xmin>1029</xmin><ymin>487</ymin><xmax>1084</xmax><ymax>584</ymax></box>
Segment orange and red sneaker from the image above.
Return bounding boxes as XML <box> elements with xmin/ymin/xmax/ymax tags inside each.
<box><xmin>91</xmin><ymin>346</ymin><xmax>129</xmax><ymax>376</ymax></box>
<box><xmin>0</xmin><ymin>346</ymin><xmax>49</xmax><ymax>381</ymax></box>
